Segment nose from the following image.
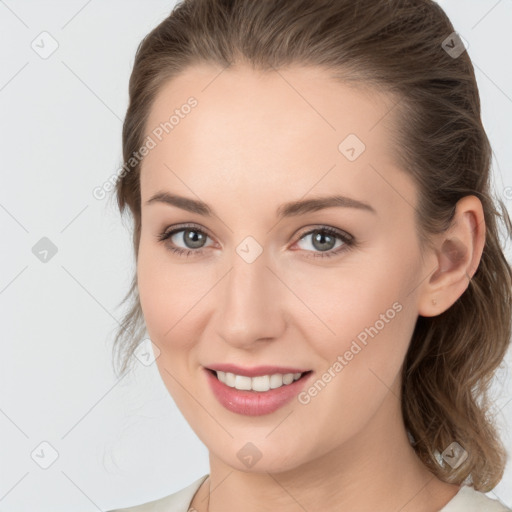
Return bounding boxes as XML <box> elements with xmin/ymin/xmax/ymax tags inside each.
<box><xmin>214</xmin><ymin>247</ymin><xmax>287</xmax><ymax>349</ymax></box>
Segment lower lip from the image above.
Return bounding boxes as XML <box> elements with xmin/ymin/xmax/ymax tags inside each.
<box><xmin>205</xmin><ymin>368</ymin><xmax>313</xmax><ymax>416</ymax></box>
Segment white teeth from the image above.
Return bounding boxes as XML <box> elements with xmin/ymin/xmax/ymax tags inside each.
<box><xmin>269</xmin><ymin>374</ymin><xmax>283</xmax><ymax>389</ymax></box>
<box><xmin>216</xmin><ymin>371</ymin><xmax>304</xmax><ymax>392</ymax></box>
<box><xmin>235</xmin><ymin>375</ymin><xmax>252</xmax><ymax>390</ymax></box>
<box><xmin>283</xmin><ymin>373</ymin><xmax>294</xmax><ymax>385</ymax></box>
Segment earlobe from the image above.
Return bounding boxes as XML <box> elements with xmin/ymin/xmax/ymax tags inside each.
<box><xmin>418</xmin><ymin>195</ymin><xmax>485</xmax><ymax>317</ymax></box>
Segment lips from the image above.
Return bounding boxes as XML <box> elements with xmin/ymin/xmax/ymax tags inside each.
<box><xmin>204</xmin><ymin>365</ymin><xmax>314</xmax><ymax>416</ymax></box>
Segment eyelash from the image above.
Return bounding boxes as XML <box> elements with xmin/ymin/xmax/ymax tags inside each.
<box><xmin>156</xmin><ymin>223</ymin><xmax>355</xmax><ymax>259</ymax></box>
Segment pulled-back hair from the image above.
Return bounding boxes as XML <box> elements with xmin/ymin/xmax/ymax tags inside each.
<box><xmin>110</xmin><ymin>0</ymin><xmax>512</xmax><ymax>492</ymax></box>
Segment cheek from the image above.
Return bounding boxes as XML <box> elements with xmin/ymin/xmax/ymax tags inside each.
<box><xmin>284</xmin><ymin>246</ymin><xmax>420</xmax><ymax>408</ymax></box>
<box><xmin>281</xmin><ymin>249</ymin><xmax>418</xmax><ymax>352</ymax></box>
<box><xmin>137</xmin><ymin>242</ymin><xmax>208</xmax><ymax>346</ymax></box>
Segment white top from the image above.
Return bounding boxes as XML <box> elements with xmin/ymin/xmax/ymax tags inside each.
<box><xmin>108</xmin><ymin>474</ymin><xmax>511</xmax><ymax>512</ymax></box>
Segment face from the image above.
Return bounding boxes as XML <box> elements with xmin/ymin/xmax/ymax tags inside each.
<box><xmin>137</xmin><ymin>64</ymin><xmax>430</xmax><ymax>473</ymax></box>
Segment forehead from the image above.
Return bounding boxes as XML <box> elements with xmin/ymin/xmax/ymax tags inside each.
<box><xmin>140</xmin><ymin>63</ymin><xmax>414</xmax><ymax>218</ymax></box>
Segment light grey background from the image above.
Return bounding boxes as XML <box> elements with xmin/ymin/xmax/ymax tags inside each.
<box><xmin>0</xmin><ymin>1</ymin><xmax>511</xmax><ymax>510</ymax></box>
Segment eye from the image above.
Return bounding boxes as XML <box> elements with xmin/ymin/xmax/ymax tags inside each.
<box><xmin>293</xmin><ymin>226</ymin><xmax>354</xmax><ymax>259</ymax></box>
<box><xmin>156</xmin><ymin>223</ymin><xmax>355</xmax><ymax>259</ymax></box>
<box><xmin>156</xmin><ymin>223</ymin><xmax>214</xmax><ymax>257</ymax></box>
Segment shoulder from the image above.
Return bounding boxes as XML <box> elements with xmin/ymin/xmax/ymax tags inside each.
<box><xmin>107</xmin><ymin>474</ymin><xmax>209</xmax><ymax>512</ymax></box>
<box><xmin>440</xmin><ymin>485</ymin><xmax>511</xmax><ymax>512</ymax></box>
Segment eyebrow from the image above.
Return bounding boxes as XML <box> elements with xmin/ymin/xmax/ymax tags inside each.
<box><xmin>145</xmin><ymin>191</ymin><xmax>376</xmax><ymax>218</ymax></box>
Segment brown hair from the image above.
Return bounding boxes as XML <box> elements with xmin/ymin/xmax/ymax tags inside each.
<box><xmin>110</xmin><ymin>0</ymin><xmax>512</xmax><ymax>493</ymax></box>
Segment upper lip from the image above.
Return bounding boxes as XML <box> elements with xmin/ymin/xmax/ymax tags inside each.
<box><xmin>206</xmin><ymin>364</ymin><xmax>311</xmax><ymax>377</ymax></box>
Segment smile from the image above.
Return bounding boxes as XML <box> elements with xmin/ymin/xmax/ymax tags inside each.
<box><xmin>204</xmin><ymin>367</ymin><xmax>313</xmax><ymax>416</ymax></box>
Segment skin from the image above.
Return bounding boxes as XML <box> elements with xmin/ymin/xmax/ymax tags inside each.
<box><xmin>136</xmin><ymin>63</ymin><xmax>485</xmax><ymax>512</ymax></box>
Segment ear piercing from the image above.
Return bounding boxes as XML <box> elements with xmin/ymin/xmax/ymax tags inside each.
<box><xmin>432</xmin><ymin>298</ymin><xmax>438</xmax><ymax>305</ymax></box>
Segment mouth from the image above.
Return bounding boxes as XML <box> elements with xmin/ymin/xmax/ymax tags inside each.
<box><xmin>204</xmin><ymin>366</ymin><xmax>314</xmax><ymax>416</ymax></box>
<box><xmin>206</xmin><ymin>368</ymin><xmax>313</xmax><ymax>392</ymax></box>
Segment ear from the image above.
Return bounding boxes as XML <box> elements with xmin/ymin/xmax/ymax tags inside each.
<box><xmin>418</xmin><ymin>195</ymin><xmax>486</xmax><ymax>317</ymax></box>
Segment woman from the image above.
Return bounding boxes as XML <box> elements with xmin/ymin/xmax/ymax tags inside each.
<box><xmin>108</xmin><ymin>0</ymin><xmax>512</xmax><ymax>510</ymax></box>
